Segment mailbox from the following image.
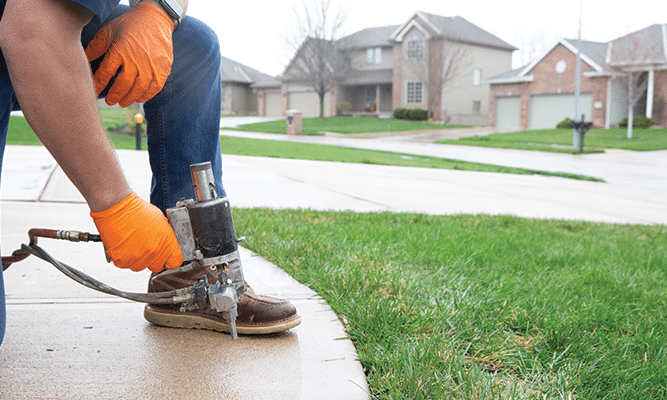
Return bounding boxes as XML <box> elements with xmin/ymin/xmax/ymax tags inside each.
<box><xmin>286</xmin><ymin>109</ymin><xmax>302</xmax><ymax>135</ymax></box>
<box><xmin>572</xmin><ymin>114</ymin><xmax>593</xmax><ymax>153</ymax></box>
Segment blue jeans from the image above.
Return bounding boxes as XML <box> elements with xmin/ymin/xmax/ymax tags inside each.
<box><xmin>0</xmin><ymin>6</ymin><xmax>225</xmax><ymax>346</ymax></box>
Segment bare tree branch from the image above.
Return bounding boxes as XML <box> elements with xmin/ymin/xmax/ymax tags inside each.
<box><xmin>511</xmin><ymin>27</ymin><xmax>560</xmax><ymax>68</ymax></box>
<box><xmin>282</xmin><ymin>0</ymin><xmax>349</xmax><ymax>119</ymax></box>
<box><xmin>607</xmin><ymin>35</ymin><xmax>659</xmax><ymax>138</ymax></box>
<box><xmin>439</xmin><ymin>38</ymin><xmax>469</xmax><ymax>96</ymax></box>
<box><xmin>406</xmin><ymin>31</ymin><xmax>469</xmax><ymax>121</ymax></box>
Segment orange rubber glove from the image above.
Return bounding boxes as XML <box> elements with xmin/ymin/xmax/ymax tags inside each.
<box><xmin>91</xmin><ymin>192</ymin><xmax>183</xmax><ymax>273</ymax></box>
<box><xmin>85</xmin><ymin>2</ymin><xmax>175</xmax><ymax>108</ymax></box>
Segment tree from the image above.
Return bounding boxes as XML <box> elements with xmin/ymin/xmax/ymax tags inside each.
<box><xmin>511</xmin><ymin>27</ymin><xmax>560</xmax><ymax>68</ymax></box>
<box><xmin>623</xmin><ymin>70</ymin><xmax>648</xmax><ymax>139</ymax></box>
<box><xmin>406</xmin><ymin>29</ymin><xmax>468</xmax><ymax>122</ymax></box>
<box><xmin>282</xmin><ymin>0</ymin><xmax>349</xmax><ymax>119</ymax></box>
<box><xmin>607</xmin><ymin>34</ymin><xmax>659</xmax><ymax>139</ymax></box>
<box><xmin>430</xmin><ymin>36</ymin><xmax>469</xmax><ymax>122</ymax></box>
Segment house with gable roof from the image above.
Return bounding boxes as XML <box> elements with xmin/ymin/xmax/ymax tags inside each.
<box><xmin>487</xmin><ymin>24</ymin><xmax>667</xmax><ymax>130</ymax></box>
<box><xmin>219</xmin><ymin>55</ymin><xmax>280</xmax><ymax>115</ymax></box>
<box><xmin>258</xmin><ymin>11</ymin><xmax>516</xmax><ymax>123</ymax></box>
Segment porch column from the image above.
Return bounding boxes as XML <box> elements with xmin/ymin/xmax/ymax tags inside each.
<box><xmin>647</xmin><ymin>67</ymin><xmax>655</xmax><ymax>119</ymax></box>
<box><xmin>376</xmin><ymin>85</ymin><xmax>381</xmax><ymax>112</ymax></box>
<box><xmin>605</xmin><ymin>76</ymin><xmax>613</xmax><ymax>129</ymax></box>
<box><xmin>330</xmin><ymin>86</ymin><xmax>338</xmax><ymax>117</ymax></box>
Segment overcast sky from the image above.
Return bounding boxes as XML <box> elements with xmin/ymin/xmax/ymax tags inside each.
<box><xmin>167</xmin><ymin>0</ymin><xmax>664</xmax><ymax>76</ymax></box>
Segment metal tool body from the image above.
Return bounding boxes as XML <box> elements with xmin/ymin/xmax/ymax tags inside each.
<box><xmin>166</xmin><ymin>162</ymin><xmax>246</xmax><ymax>339</ymax></box>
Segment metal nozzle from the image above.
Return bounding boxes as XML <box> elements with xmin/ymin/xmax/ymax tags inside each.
<box><xmin>208</xmin><ymin>279</ymin><xmax>240</xmax><ymax>340</ymax></box>
<box><xmin>190</xmin><ymin>162</ymin><xmax>217</xmax><ymax>201</ymax></box>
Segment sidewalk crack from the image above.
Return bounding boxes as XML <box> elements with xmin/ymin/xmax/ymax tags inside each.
<box><xmin>37</xmin><ymin>164</ymin><xmax>59</xmax><ymax>202</ymax></box>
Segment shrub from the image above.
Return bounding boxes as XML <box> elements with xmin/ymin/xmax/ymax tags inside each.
<box><xmin>619</xmin><ymin>115</ymin><xmax>654</xmax><ymax>128</ymax></box>
<box><xmin>336</xmin><ymin>101</ymin><xmax>352</xmax><ymax>111</ymax></box>
<box><xmin>556</xmin><ymin>117</ymin><xmax>574</xmax><ymax>129</ymax></box>
<box><xmin>393</xmin><ymin>108</ymin><xmax>409</xmax><ymax>120</ymax></box>
<box><xmin>336</xmin><ymin>101</ymin><xmax>352</xmax><ymax>115</ymax></box>
<box><xmin>408</xmin><ymin>108</ymin><xmax>428</xmax><ymax>121</ymax></box>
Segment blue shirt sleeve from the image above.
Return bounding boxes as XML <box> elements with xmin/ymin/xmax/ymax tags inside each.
<box><xmin>68</xmin><ymin>0</ymin><xmax>122</xmax><ymax>23</ymax></box>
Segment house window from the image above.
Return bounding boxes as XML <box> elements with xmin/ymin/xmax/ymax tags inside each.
<box><xmin>408</xmin><ymin>35</ymin><xmax>423</xmax><ymax>58</ymax></box>
<box><xmin>407</xmin><ymin>82</ymin><xmax>422</xmax><ymax>103</ymax></box>
<box><xmin>472</xmin><ymin>100</ymin><xmax>481</xmax><ymax>115</ymax></box>
<box><xmin>472</xmin><ymin>68</ymin><xmax>482</xmax><ymax>86</ymax></box>
<box><xmin>367</xmin><ymin>47</ymin><xmax>382</xmax><ymax>64</ymax></box>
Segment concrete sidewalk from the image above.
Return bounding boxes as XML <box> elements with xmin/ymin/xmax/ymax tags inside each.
<box><xmin>0</xmin><ymin>146</ymin><xmax>369</xmax><ymax>400</ymax></box>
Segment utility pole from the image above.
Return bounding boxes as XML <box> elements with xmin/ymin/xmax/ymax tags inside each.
<box><xmin>572</xmin><ymin>0</ymin><xmax>583</xmax><ymax>150</ymax></box>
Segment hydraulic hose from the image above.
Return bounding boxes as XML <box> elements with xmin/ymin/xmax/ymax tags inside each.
<box><xmin>2</xmin><ymin>229</ymin><xmax>193</xmax><ymax>306</ymax></box>
<box><xmin>23</xmin><ymin>244</ymin><xmax>190</xmax><ymax>304</ymax></box>
<box><xmin>2</xmin><ymin>228</ymin><xmax>100</xmax><ymax>271</ymax></box>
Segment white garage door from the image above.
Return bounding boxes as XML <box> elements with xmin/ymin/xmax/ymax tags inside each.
<box><xmin>529</xmin><ymin>93</ymin><xmax>592</xmax><ymax>129</ymax></box>
<box><xmin>289</xmin><ymin>91</ymin><xmax>320</xmax><ymax>117</ymax></box>
<box><xmin>496</xmin><ymin>97</ymin><xmax>521</xmax><ymax>131</ymax></box>
<box><xmin>264</xmin><ymin>89</ymin><xmax>282</xmax><ymax>117</ymax></box>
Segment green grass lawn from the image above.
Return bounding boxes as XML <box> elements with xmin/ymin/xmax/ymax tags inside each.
<box><xmin>223</xmin><ymin>116</ymin><xmax>464</xmax><ymax>135</ymax></box>
<box><xmin>7</xmin><ymin>112</ymin><xmax>147</xmax><ymax>150</ymax></box>
<box><xmin>6</xmin><ymin>116</ymin><xmax>41</xmax><ymax>146</ymax></box>
<box><xmin>437</xmin><ymin>128</ymin><xmax>667</xmax><ymax>152</ymax></box>
<box><xmin>220</xmin><ymin>135</ymin><xmax>603</xmax><ymax>182</ymax></box>
<box><xmin>99</xmin><ymin>106</ymin><xmax>133</xmax><ymax>130</ymax></box>
<box><xmin>233</xmin><ymin>208</ymin><xmax>667</xmax><ymax>399</ymax></box>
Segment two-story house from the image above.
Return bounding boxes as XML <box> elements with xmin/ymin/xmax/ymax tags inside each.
<box><xmin>257</xmin><ymin>11</ymin><xmax>516</xmax><ymax>123</ymax></box>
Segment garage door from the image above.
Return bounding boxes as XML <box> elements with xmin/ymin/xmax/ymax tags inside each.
<box><xmin>529</xmin><ymin>93</ymin><xmax>592</xmax><ymax>129</ymax></box>
<box><xmin>289</xmin><ymin>91</ymin><xmax>320</xmax><ymax>117</ymax></box>
<box><xmin>264</xmin><ymin>89</ymin><xmax>282</xmax><ymax>117</ymax></box>
<box><xmin>495</xmin><ymin>97</ymin><xmax>521</xmax><ymax>131</ymax></box>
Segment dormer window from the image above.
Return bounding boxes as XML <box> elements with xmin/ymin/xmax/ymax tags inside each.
<box><xmin>408</xmin><ymin>35</ymin><xmax>423</xmax><ymax>58</ymax></box>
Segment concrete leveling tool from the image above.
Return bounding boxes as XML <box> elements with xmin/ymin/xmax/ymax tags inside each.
<box><xmin>2</xmin><ymin>162</ymin><xmax>247</xmax><ymax>339</ymax></box>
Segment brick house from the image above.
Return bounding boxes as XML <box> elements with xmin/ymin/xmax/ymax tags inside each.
<box><xmin>259</xmin><ymin>11</ymin><xmax>515</xmax><ymax>123</ymax></box>
<box><xmin>487</xmin><ymin>24</ymin><xmax>667</xmax><ymax>130</ymax></box>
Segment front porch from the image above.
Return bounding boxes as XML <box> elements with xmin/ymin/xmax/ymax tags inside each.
<box><xmin>337</xmin><ymin>84</ymin><xmax>393</xmax><ymax>115</ymax></box>
<box><xmin>335</xmin><ymin>69</ymin><xmax>394</xmax><ymax>116</ymax></box>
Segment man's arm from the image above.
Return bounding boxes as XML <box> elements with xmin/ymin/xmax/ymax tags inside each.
<box><xmin>0</xmin><ymin>0</ymin><xmax>130</xmax><ymax>212</ymax></box>
<box><xmin>0</xmin><ymin>0</ymin><xmax>183</xmax><ymax>272</ymax></box>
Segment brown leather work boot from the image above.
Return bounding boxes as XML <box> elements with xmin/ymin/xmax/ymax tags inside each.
<box><xmin>144</xmin><ymin>264</ymin><xmax>301</xmax><ymax>335</ymax></box>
